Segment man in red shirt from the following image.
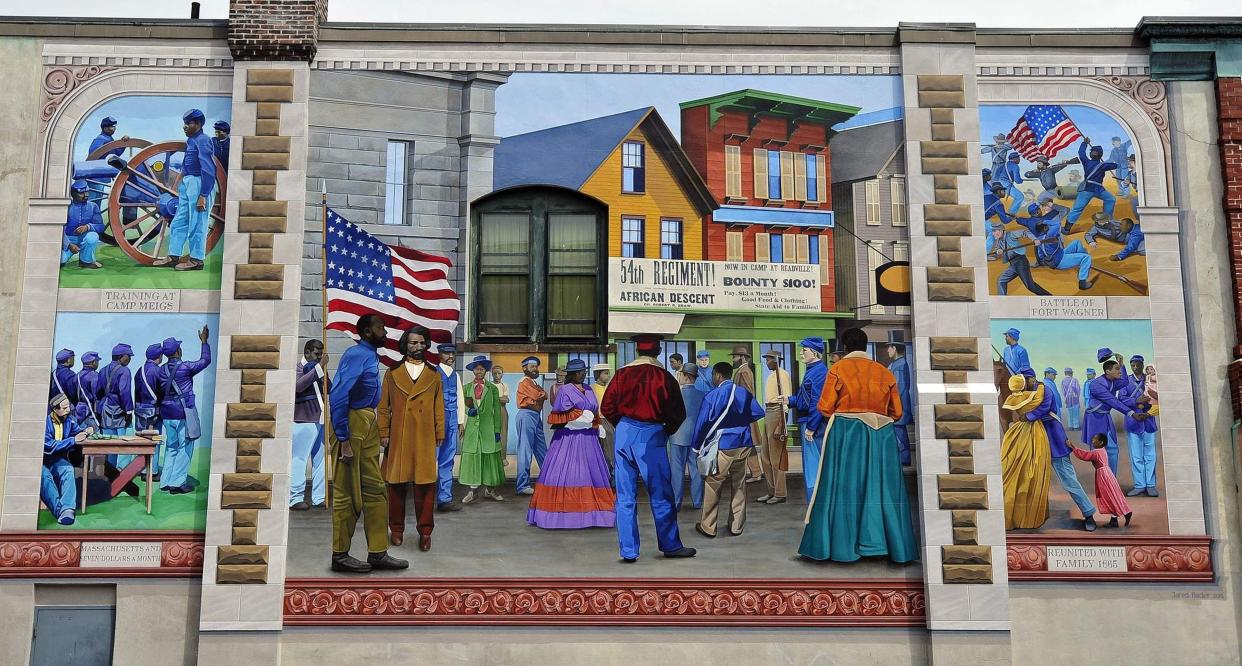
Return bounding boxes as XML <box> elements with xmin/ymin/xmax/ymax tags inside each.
<box><xmin>600</xmin><ymin>334</ymin><xmax>696</xmax><ymax>563</ymax></box>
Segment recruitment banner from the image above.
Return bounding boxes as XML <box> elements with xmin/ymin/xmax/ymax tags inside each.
<box><xmin>609</xmin><ymin>258</ymin><xmax>820</xmax><ymax>313</ymax></box>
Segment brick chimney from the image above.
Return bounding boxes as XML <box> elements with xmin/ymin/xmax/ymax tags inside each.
<box><xmin>228</xmin><ymin>0</ymin><xmax>328</xmax><ymax>62</ymax></box>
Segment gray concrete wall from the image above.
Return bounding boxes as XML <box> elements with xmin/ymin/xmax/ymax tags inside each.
<box><xmin>0</xmin><ymin>36</ymin><xmax>44</xmax><ymax>507</ymax></box>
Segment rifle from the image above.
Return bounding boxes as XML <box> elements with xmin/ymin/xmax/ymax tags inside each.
<box><xmin>1088</xmin><ymin>265</ymin><xmax>1148</xmax><ymax>295</ymax></box>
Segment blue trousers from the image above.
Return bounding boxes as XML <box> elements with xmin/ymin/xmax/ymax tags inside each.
<box><xmin>437</xmin><ymin>411</ymin><xmax>459</xmax><ymax>504</ymax></box>
<box><xmin>1002</xmin><ymin>183</ymin><xmax>1024</xmax><ymax>215</ymax></box>
<box><xmin>1127</xmin><ymin>429</ymin><xmax>1158</xmax><ymax>490</ymax></box>
<box><xmin>801</xmin><ymin>433</ymin><xmax>823</xmax><ymax>500</ymax></box>
<box><xmin>160</xmin><ymin>419</ymin><xmax>195</xmax><ymax>489</ymax></box>
<box><xmin>61</xmin><ymin>231</ymin><xmax>100</xmax><ymax>265</ymax></box>
<box><xmin>1067</xmin><ymin>188</ymin><xmax>1117</xmax><ymax>224</ymax></box>
<box><xmin>1051</xmin><ymin>454</ymin><xmax>1096</xmax><ymax>518</ymax></box>
<box><xmin>167</xmin><ymin>175</ymin><xmax>215</xmax><ymax>260</ymax></box>
<box><xmin>666</xmin><ymin>444</ymin><xmax>704</xmax><ymax>509</ymax></box>
<box><xmin>1063</xmin><ymin>404</ymin><xmax>1081</xmax><ymax>430</ymax></box>
<box><xmin>41</xmin><ymin>458</ymin><xmax>77</xmax><ymax>518</ymax></box>
<box><xmin>514</xmin><ymin>408</ymin><xmax>547</xmax><ymax>493</ymax></box>
<box><xmin>614</xmin><ymin>418</ymin><xmax>684</xmax><ymax>559</ymax></box>
<box><xmin>1048</xmin><ymin>239</ymin><xmax>1093</xmax><ymax>281</ymax></box>
<box><xmin>894</xmin><ymin>423</ymin><xmax>911</xmax><ymax>466</ymax></box>
<box><xmin>291</xmin><ymin>422</ymin><xmax>326</xmax><ymax>505</ymax></box>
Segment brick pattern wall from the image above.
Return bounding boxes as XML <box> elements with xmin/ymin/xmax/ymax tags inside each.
<box><xmin>1220</xmin><ymin>77</ymin><xmax>1242</xmax><ymax>420</ymax></box>
<box><xmin>228</xmin><ymin>0</ymin><xmax>326</xmax><ymax>62</ymax></box>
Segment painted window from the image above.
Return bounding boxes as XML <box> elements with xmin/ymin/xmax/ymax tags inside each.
<box><xmin>780</xmin><ymin>151</ymin><xmax>795</xmax><ymax>200</ymax></box>
<box><xmin>755</xmin><ymin>232</ymin><xmax>771</xmax><ymax>263</ymax></box>
<box><xmin>383</xmin><ymin>140</ymin><xmax>411</xmax><ymax>225</ymax></box>
<box><xmin>890</xmin><ymin>177</ymin><xmax>907</xmax><ymax>227</ymax></box>
<box><xmin>616</xmin><ymin>340</ymin><xmax>694</xmax><ymax>369</ymax></box>
<box><xmin>808</xmin><ymin>233</ymin><xmax>820</xmax><ymax>265</ymax></box>
<box><xmin>768</xmin><ymin>151</ymin><xmax>783</xmax><ymax>199</ymax></box>
<box><xmin>892</xmin><ymin>240</ymin><xmax>910</xmax><ymax>314</ymax></box>
<box><xmin>814</xmin><ymin>154</ymin><xmax>827</xmax><ymax>203</ymax></box>
<box><xmin>818</xmin><ymin>235</ymin><xmax>830</xmax><ymax>285</ymax></box>
<box><xmin>564</xmin><ymin>352</ymin><xmax>608</xmax><ymax>385</ymax></box>
<box><xmin>660</xmin><ymin>218</ymin><xmax>683</xmax><ymax>260</ymax></box>
<box><xmin>868</xmin><ymin>240</ymin><xmax>886</xmax><ymax>314</ymax></box>
<box><xmin>790</xmin><ymin>233</ymin><xmax>809</xmax><ymax>264</ymax></box>
<box><xmin>478</xmin><ymin>212</ymin><xmax>532</xmax><ymax>337</ymax></box>
<box><xmin>805</xmin><ymin>154</ymin><xmax>818</xmax><ymax>201</ymax></box>
<box><xmin>622</xmin><ymin>141</ymin><xmax>645</xmax><ymax>193</ymax></box>
<box><xmin>770</xmin><ymin>233</ymin><xmax>784</xmax><ymax>263</ymax></box>
<box><xmin>726</xmin><ymin>230</ymin><xmax>744</xmax><ymax>261</ymax></box>
<box><xmin>753</xmin><ymin>148</ymin><xmax>769</xmax><ymax>199</ymax></box>
<box><xmin>725</xmin><ymin>145</ymin><xmax>742</xmax><ymax>198</ymax></box>
<box><xmin>621</xmin><ymin>216</ymin><xmax>645</xmax><ymax>258</ymax></box>
<box><xmin>865</xmin><ymin>179</ymin><xmax>881</xmax><ymax>226</ymax></box>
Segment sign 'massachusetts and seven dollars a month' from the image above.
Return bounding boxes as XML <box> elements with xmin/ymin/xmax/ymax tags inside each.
<box><xmin>610</xmin><ymin>258</ymin><xmax>821</xmax><ymax>312</ymax></box>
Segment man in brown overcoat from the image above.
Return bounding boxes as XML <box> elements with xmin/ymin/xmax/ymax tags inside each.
<box><xmin>730</xmin><ymin>345</ymin><xmax>764</xmax><ymax>485</ymax></box>
<box><xmin>378</xmin><ymin>325</ymin><xmax>446</xmax><ymax>552</ymax></box>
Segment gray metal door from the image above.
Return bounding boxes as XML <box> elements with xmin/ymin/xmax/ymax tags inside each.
<box><xmin>30</xmin><ymin>606</ymin><xmax>114</xmax><ymax>666</ymax></box>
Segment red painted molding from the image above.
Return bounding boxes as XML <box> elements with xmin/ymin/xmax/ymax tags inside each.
<box><xmin>0</xmin><ymin>532</ymin><xmax>204</xmax><ymax>578</ymax></box>
<box><xmin>1006</xmin><ymin>535</ymin><xmax>1213</xmax><ymax>582</ymax></box>
<box><xmin>283</xmin><ymin>578</ymin><xmax>926</xmax><ymax>626</ymax></box>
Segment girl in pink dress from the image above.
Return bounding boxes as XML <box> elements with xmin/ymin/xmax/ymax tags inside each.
<box><xmin>1069</xmin><ymin>434</ymin><xmax>1133</xmax><ymax>527</ymax></box>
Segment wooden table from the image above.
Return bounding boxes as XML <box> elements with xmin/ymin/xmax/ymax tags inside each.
<box><xmin>79</xmin><ymin>436</ymin><xmax>160</xmax><ymax>515</ymax></box>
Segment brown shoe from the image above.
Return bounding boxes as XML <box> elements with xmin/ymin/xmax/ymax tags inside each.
<box><xmin>419</xmin><ymin>535</ymin><xmax>431</xmax><ymax>552</ymax></box>
<box><xmin>290</xmin><ymin>501</ymin><xmax>310</xmax><ymax>511</ymax></box>
<box><xmin>390</xmin><ymin>532</ymin><xmax>403</xmax><ymax>547</ymax></box>
<box><xmin>174</xmin><ymin>258</ymin><xmax>204</xmax><ymax>271</ymax></box>
<box><xmin>152</xmin><ymin>255</ymin><xmax>179</xmax><ymax>268</ymax></box>
<box><xmin>78</xmin><ymin>261</ymin><xmax>103</xmax><ymax>269</ymax></box>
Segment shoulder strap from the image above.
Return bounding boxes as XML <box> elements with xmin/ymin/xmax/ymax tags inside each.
<box><xmin>703</xmin><ymin>386</ymin><xmax>736</xmax><ymax>443</ymax></box>
<box><xmin>139</xmin><ymin>364</ymin><xmax>155</xmax><ymax>399</ymax></box>
<box><xmin>54</xmin><ymin>369</ymin><xmax>68</xmax><ymax>400</ymax></box>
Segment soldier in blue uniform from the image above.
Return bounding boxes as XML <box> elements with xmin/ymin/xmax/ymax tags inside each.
<box><xmin>887</xmin><ymin>342</ymin><xmax>915</xmax><ymax>466</ymax></box>
<box><xmin>1064</xmin><ymin>137</ymin><xmax>1119</xmax><ymax>229</ymax></box>
<box><xmin>153</xmin><ymin>109</ymin><xmax>217</xmax><ymax>271</ymax></box>
<box><xmin>1108</xmin><ymin>136</ymin><xmax>1132</xmax><ymax>184</ymax></box>
<box><xmin>992</xmin><ymin>152</ymin><xmax>1026</xmax><ymax>215</ymax></box>
<box><xmin>87</xmin><ymin>116</ymin><xmax>127</xmax><ymax>158</ymax></box>
<box><xmin>100</xmin><ymin>343</ymin><xmax>137</xmax><ymax>474</ymax></box>
<box><xmin>1084</xmin><ymin>213</ymin><xmax>1146</xmax><ymax>262</ymax></box>
<box><xmin>75</xmin><ymin>351</ymin><xmax>104</xmax><ymax>429</ymax></box>
<box><xmin>783</xmin><ymin>336</ymin><xmax>828</xmax><ymax>500</ymax></box>
<box><xmin>213</xmin><ymin>120</ymin><xmax>231</xmax><ymax>170</ymax></box>
<box><xmin>63</xmin><ymin>180</ymin><xmax>104</xmax><ymax>269</ymax></box>
<box><xmin>1001</xmin><ymin>328</ymin><xmax>1030</xmax><ymax>376</ymax></box>
<box><xmin>1042</xmin><ymin>367</ymin><xmax>1063</xmax><ymax>417</ymax></box>
<box><xmin>984</xmin><ymin>181</ymin><xmax>1014</xmax><ymax>229</ymax></box>
<box><xmin>134</xmin><ymin>343</ymin><xmax>165</xmax><ymax>479</ymax></box>
<box><xmin>981</xmin><ymin>133</ymin><xmax>1012</xmax><ymax>177</ymax></box>
<box><xmin>49</xmin><ymin>349</ymin><xmax>78</xmax><ymax>403</ymax></box>
<box><xmin>1031</xmin><ymin>220</ymin><xmax>1095</xmax><ymax>291</ymax></box>
<box><xmin>45</xmin><ymin>394</ymin><xmax>91</xmax><ymax>525</ymax></box>
<box><xmin>435</xmin><ymin>343</ymin><xmax>465</xmax><ymax>511</ymax></box>
<box><xmin>158</xmin><ymin>327</ymin><xmax>212</xmax><ymax>494</ymax></box>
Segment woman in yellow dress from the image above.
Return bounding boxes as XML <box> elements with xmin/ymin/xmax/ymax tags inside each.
<box><xmin>1001</xmin><ymin>374</ymin><xmax>1052</xmax><ymax>529</ymax></box>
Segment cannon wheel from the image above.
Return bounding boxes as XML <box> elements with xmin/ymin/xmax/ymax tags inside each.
<box><xmin>86</xmin><ymin>138</ymin><xmax>152</xmax><ymax>161</ymax></box>
<box><xmin>106</xmin><ymin>140</ymin><xmax>227</xmax><ymax>266</ymax></box>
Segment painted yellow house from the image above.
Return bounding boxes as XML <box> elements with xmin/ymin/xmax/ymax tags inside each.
<box><xmin>492</xmin><ymin>107</ymin><xmax>717</xmax><ymax>261</ymax></box>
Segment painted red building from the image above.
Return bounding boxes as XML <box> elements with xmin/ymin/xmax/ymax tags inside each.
<box><xmin>679</xmin><ymin>90</ymin><xmax>860</xmax><ymax>311</ymax></box>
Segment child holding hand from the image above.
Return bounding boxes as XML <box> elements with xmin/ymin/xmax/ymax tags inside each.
<box><xmin>1069</xmin><ymin>434</ymin><xmax>1133</xmax><ymax>527</ymax></box>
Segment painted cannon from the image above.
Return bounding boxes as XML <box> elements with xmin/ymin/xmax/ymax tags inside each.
<box><xmin>71</xmin><ymin>139</ymin><xmax>227</xmax><ymax>265</ymax></box>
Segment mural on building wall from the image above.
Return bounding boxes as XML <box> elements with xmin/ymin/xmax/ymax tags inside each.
<box><xmin>981</xmin><ymin>104</ymin><xmax>1149</xmax><ymax>297</ymax></box>
<box><xmin>991</xmin><ymin>318</ymin><xmax>1166</xmax><ymax>535</ymax></box>
<box><xmin>41</xmin><ymin>312</ymin><xmax>218</xmax><ymax>531</ymax></box>
<box><xmin>291</xmin><ymin>72</ymin><xmax>924</xmax><ymax>579</ymax></box>
<box><xmin>60</xmin><ymin>95</ymin><xmax>231</xmax><ymax>289</ymax></box>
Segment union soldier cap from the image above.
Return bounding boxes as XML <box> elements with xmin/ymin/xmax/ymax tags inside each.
<box><xmin>214</xmin><ymin>120</ymin><xmax>231</xmax><ymax>132</ymax></box>
<box><xmin>182</xmin><ymin>108</ymin><xmax>206</xmax><ymax>124</ymax></box>
<box><xmin>1130</xmin><ymin>354</ymin><xmax>1145</xmax><ymax>363</ymax></box>
<box><xmin>1005</xmin><ymin>327</ymin><xmax>1021</xmax><ymax>340</ymax></box>
<box><xmin>1044</xmin><ymin>367</ymin><xmax>1057</xmax><ymax>375</ymax></box>
<box><xmin>1020</xmin><ymin>367</ymin><xmax>1037</xmax><ymax>377</ymax></box>
<box><xmin>82</xmin><ymin>351</ymin><xmax>101</xmax><ymax>363</ymax></box>
<box><xmin>1035</xmin><ymin>155</ymin><xmax>1050</xmax><ymax>164</ymax></box>
<box><xmin>162</xmin><ymin>337</ymin><xmax>182</xmax><ymax>357</ymax></box>
<box><xmin>1008</xmin><ymin>152</ymin><xmax>1021</xmax><ymax>160</ymax></box>
<box><xmin>1097</xmin><ymin>347</ymin><xmax>1114</xmax><ymax>363</ymax></box>
<box><xmin>800</xmin><ymin>337</ymin><xmax>826</xmax><ymax>354</ymax></box>
<box><xmin>696</xmin><ymin>349</ymin><xmax>711</xmax><ymax>359</ymax></box>
<box><xmin>112</xmin><ymin>343</ymin><xmax>134</xmax><ymax>357</ymax></box>
<box><xmin>1064</xmin><ymin>367</ymin><xmax>1074</xmax><ymax>374</ymax></box>
<box><xmin>100</xmin><ymin>116</ymin><xmax>117</xmax><ymax>128</ymax></box>
<box><xmin>1086</xmin><ymin>368</ymin><xmax>1097</xmax><ymax>375</ymax></box>
<box><xmin>146</xmin><ymin>343</ymin><xmax>163</xmax><ymax>360</ymax></box>
<box><xmin>71</xmin><ymin>179</ymin><xmax>89</xmax><ymax>193</ymax></box>
<box><xmin>521</xmin><ymin>356</ymin><xmax>540</xmax><ymax>367</ymax></box>
<box><xmin>437</xmin><ymin>343</ymin><xmax>456</xmax><ymax>354</ymax></box>
<box><xmin>55</xmin><ymin>349</ymin><xmax>74</xmax><ymax>363</ymax></box>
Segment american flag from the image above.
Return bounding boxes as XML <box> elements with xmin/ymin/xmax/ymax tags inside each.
<box><xmin>1006</xmin><ymin>105</ymin><xmax>1082</xmax><ymax>161</ymax></box>
<box><xmin>324</xmin><ymin>208</ymin><xmax>460</xmax><ymax>366</ymax></box>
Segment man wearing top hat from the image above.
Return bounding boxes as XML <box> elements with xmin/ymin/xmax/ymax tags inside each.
<box><xmin>212</xmin><ymin>120</ymin><xmax>231</xmax><ymax>170</ymax></box>
<box><xmin>729</xmin><ymin>345</ymin><xmax>764</xmax><ymax>486</ymax></box>
<box><xmin>88</xmin><ymin>116</ymin><xmax>128</xmax><ymax>159</ymax></box>
<box><xmin>153</xmin><ymin>108</ymin><xmax>217</xmax><ymax>271</ymax></box>
<box><xmin>783</xmin><ymin>337</ymin><xmax>829</xmax><ymax>500</ymax></box>
<box><xmin>1083</xmin><ymin>348</ymin><xmax>1147</xmax><ymax>475</ymax></box>
<box><xmin>50</xmin><ymin>349</ymin><xmax>78</xmax><ymax>404</ymax></box>
<box><xmin>600</xmin><ymin>334</ymin><xmax>695</xmax><ymax>562</ymax></box>
<box><xmin>756</xmin><ymin>349</ymin><xmax>792</xmax><ymax>504</ymax></box>
<box><xmin>434</xmin><ymin>343</ymin><xmax>466</xmax><ymax>510</ymax></box>
<box><xmin>158</xmin><ymin>326</ymin><xmax>212</xmax><ymax>494</ymax></box>
<box><xmin>63</xmin><ymin>180</ymin><xmax>105</xmax><ymax>269</ymax></box>
<box><xmin>514</xmin><ymin>355</ymin><xmax>549</xmax><ymax>496</ymax></box>
<box><xmin>134</xmin><ymin>343</ymin><xmax>165</xmax><ymax>478</ymax></box>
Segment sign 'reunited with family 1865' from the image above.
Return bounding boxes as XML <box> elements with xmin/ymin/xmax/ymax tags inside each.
<box><xmin>609</xmin><ymin>258</ymin><xmax>820</xmax><ymax>313</ymax></box>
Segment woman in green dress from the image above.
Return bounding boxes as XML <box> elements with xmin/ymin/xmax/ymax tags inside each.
<box><xmin>460</xmin><ymin>355</ymin><xmax>506</xmax><ymax>503</ymax></box>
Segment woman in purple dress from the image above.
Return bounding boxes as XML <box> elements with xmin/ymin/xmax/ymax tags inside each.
<box><xmin>526</xmin><ymin>359</ymin><xmax>617</xmax><ymax>529</ymax></box>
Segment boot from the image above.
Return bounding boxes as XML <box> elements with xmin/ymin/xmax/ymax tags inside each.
<box><xmin>1126</xmin><ymin>486</ymin><xmax>1146</xmax><ymax>497</ymax></box>
<box><xmin>330</xmin><ymin>552</ymin><xmax>372</xmax><ymax>573</ymax></box>
<box><xmin>1124</xmin><ymin>512</ymin><xmax>1133</xmax><ymax>526</ymax></box>
<box><xmin>367</xmin><ymin>552</ymin><xmax>409</xmax><ymax>571</ymax></box>
<box><xmin>663</xmin><ymin>547</ymin><xmax>697</xmax><ymax>559</ymax></box>
<box><xmin>1083</xmin><ymin>515</ymin><xmax>1098</xmax><ymax>532</ymax></box>
<box><xmin>152</xmin><ymin>255</ymin><xmax>179</xmax><ymax>268</ymax></box>
<box><xmin>1078</xmin><ymin>279</ymin><xmax>1092</xmax><ymax>291</ymax></box>
<box><xmin>78</xmin><ymin>260</ymin><xmax>102</xmax><ymax>269</ymax></box>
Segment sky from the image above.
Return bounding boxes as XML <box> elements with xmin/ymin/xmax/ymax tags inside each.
<box><xmin>991</xmin><ymin>318</ymin><xmax>1155</xmax><ymax>380</ymax></box>
<box><xmin>8</xmin><ymin>0</ymin><xmax>1238</xmax><ymax>27</ymax></box>
<box><xmin>979</xmin><ymin>104</ymin><xmax>1133</xmax><ymax>183</ymax></box>
<box><xmin>73</xmin><ymin>95</ymin><xmax>231</xmax><ymax>162</ymax></box>
<box><xmin>495</xmin><ymin>74</ymin><xmax>899</xmax><ymax>138</ymax></box>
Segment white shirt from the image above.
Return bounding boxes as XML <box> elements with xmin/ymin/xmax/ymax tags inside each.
<box><xmin>403</xmin><ymin>360</ymin><xmax>425</xmax><ymax>381</ymax></box>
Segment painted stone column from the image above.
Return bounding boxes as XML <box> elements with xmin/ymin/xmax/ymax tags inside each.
<box><xmin>897</xmin><ymin>23</ymin><xmax>1012</xmax><ymax>658</ymax></box>
<box><xmin>197</xmin><ymin>0</ymin><xmax>320</xmax><ymax>645</ymax></box>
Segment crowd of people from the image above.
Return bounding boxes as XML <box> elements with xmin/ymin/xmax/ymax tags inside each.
<box><xmin>43</xmin><ymin>327</ymin><xmax>213</xmax><ymax>525</ymax></box>
<box><xmin>998</xmin><ymin>327</ymin><xmax>1160</xmax><ymax>533</ymax></box>
<box><xmin>322</xmin><ymin>315</ymin><xmax>919</xmax><ymax>573</ymax></box>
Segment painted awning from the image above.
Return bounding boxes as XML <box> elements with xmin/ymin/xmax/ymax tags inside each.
<box><xmin>711</xmin><ymin>205</ymin><xmax>835</xmax><ymax>228</ymax></box>
<box><xmin>608</xmin><ymin>311</ymin><xmax>685</xmax><ymax>336</ymax></box>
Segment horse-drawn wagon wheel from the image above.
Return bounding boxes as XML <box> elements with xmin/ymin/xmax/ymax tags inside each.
<box><xmin>87</xmin><ymin>138</ymin><xmax>152</xmax><ymax>161</ymax></box>
<box><xmin>106</xmin><ymin>140</ymin><xmax>227</xmax><ymax>266</ymax></box>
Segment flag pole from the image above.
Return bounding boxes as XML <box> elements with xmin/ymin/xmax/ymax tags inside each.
<box><xmin>321</xmin><ymin>180</ymin><xmax>333</xmax><ymax>501</ymax></box>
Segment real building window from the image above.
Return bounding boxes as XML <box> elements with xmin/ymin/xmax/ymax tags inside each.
<box><xmin>548</xmin><ymin>213</ymin><xmax>599</xmax><ymax>338</ymax></box>
<box><xmin>726</xmin><ymin>230</ymin><xmax>744</xmax><ymax>261</ymax></box>
<box><xmin>383</xmin><ymin>140</ymin><xmax>411</xmax><ymax>225</ymax></box>
<box><xmin>891</xmin><ymin>240</ymin><xmax>911</xmax><ymax>314</ymax></box>
<box><xmin>890</xmin><ymin>177</ymin><xmax>907</xmax><ymax>227</ymax></box>
<box><xmin>660</xmin><ymin>218</ymin><xmax>683</xmax><ymax>260</ymax></box>
<box><xmin>478</xmin><ymin>212</ymin><xmax>532</xmax><ymax>337</ymax></box>
<box><xmin>865</xmin><ymin>179</ymin><xmax>881</xmax><ymax>226</ymax></box>
<box><xmin>724</xmin><ymin>145</ymin><xmax>742</xmax><ymax>198</ymax></box>
<box><xmin>621</xmin><ymin>216</ymin><xmax>645</xmax><ymax>258</ymax></box>
<box><xmin>769</xmin><ymin>233</ymin><xmax>784</xmax><ymax>263</ymax></box>
<box><xmin>804</xmin><ymin>154</ymin><xmax>818</xmax><ymax>201</ymax></box>
<box><xmin>868</xmin><ymin>240</ymin><xmax>886</xmax><ymax>314</ymax></box>
<box><xmin>768</xmin><ymin>151</ymin><xmax>783</xmax><ymax>200</ymax></box>
<box><xmin>622</xmin><ymin>141</ymin><xmax>645</xmax><ymax>193</ymax></box>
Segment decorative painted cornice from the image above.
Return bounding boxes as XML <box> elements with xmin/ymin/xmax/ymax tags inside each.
<box><xmin>40</xmin><ymin>65</ymin><xmax>116</xmax><ymax>133</ymax></box>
